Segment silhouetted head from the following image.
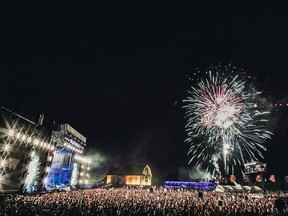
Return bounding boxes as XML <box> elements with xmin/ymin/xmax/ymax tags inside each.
<box><xmin>274</xmin><ymin>198</ymin><xmax>286</xmax><ymax>213</ymax></box>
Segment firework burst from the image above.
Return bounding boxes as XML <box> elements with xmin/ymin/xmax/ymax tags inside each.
<box><xmin>183</xmin><ymin>64</ymin><xmax>272</xmax><ymax>176</ymax></box>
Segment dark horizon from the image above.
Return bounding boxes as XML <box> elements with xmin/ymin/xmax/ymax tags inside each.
<box><xmin>1</xmin><ymin>2</ymin><xmax>288</xmax><ymax>183</ymax></box>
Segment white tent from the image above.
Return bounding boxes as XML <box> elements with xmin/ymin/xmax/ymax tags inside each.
<box><xmin>242</xmin><ymin>185</ymin><xmax>252</xmax><ymax>191</ymax></box>
<box><xmin>252</xmin><ymin>186</ymin><xmax>263</xmax><ymax>192</ymax></box>
<box><xmin>214</xmin><ymin>184</ymin><xmax>263</xmax><ymax>193</ymax></box>
<box><xmin>232</xmin><ymin>185</ymin><xmax>244</xmax><ymax>192</ymax></box>
<box><xmin>222</xmin><ymin>185</ymin><xmax>234</xmax><ymax>192</ymax></box>
<box><xmin>214</xmin><ymin>185</ymin><xmax>225</xmax><ymax>193</ymax></box>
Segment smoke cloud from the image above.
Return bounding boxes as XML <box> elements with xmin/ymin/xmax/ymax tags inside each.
<box><xmin>179</xmin><ymin>166</ymin><xmax>213</xmax><ymax>180</ymax></box>
<box><xmin>86</xmin><ymin>148</ymin><xmax>110</xmax><ymax>182</ymax></box>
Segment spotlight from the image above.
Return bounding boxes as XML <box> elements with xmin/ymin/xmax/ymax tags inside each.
<box><xmin>0</xmin><ymin>160</ymin><xmax>5</xmax><ymax>167</ymax></box>
<box><xmin>8</xmin><ymin>129</ymin><xmax>14</xmax><ymax>137</ymax></box>
<box><xmin>4</xmin><ymin>144</ymin><xmax>9</xmax><ymax>152</ymax></box>
<box><xmin>21</xmin><ymin>135</ymin><xmax>26</xmax><ymax>141</ymax></box>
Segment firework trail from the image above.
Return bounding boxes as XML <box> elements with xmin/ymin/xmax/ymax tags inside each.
<box><xmin>183</xmin><ymin>64</ymin><xmax>272</xmax><ymax>176</ymax></box>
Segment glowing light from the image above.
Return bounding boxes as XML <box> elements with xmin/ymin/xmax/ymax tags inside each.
<box><xmin>183</xmin><ymin>65</ymin><xmax>272</xmax><ymax>176</ymax></box>
<box><xmin>45</xmin><ymin>167</ymin><xmax>50</xmax><ymax>173</ymax></box>
<box><xmin>48</xmin><ymin>156</ymin><xmax>52</xmax><ymax>161</ymax></box>
<box><xmin>71</xmin><ymin>164</ymin><xmax>79</xmax><ymax>186</ymax></box>
<box><xmin>4</xmin><ymin>144</ymin><xmax>9</xmax><ymax>152</ymax></box>
<box><xmin>223</xmin><ymin>149</ymin><xmax>229</xmax><ymax>155</ymax></box>
<box><xmin>79</xmin><ymin>180</ymin><xmax>82</xmax><ymax>184</ymax></box>
<box><xmin>27</xmin><ymin>137</ymin><xmax>32</xmax><ymax>143</ymax></box>
<box><xmin>8</xmin><ymin>129</ymin><xmax>15</xmax><ymax>137</ymax></box>
<box><xmin>0</xmin><ymin>159</ymin><xmax>5</xmax><ymax>167</ymax></box>
<box><xmin>87</xmin><ymin>167</ymin><xmax>90</xmax><ymax>171</ymax></box>
<box><xmin>43</xmin><ymin>178</ymin><xmax>48</xmax><ymax>184</ymax></box>
<box><xmin>85</xmin><ymin>179</ymin><xmax>88</xmax><ymax>184</ymax></box>
<box><xmin>34</xmin><ymin>139</ymin><xmax>40</xmax><ymax>145</ymax></box>
<box><xmin>16</xmin><ymin>133</ymin><xmax>21</xmax><ymax>139</ymax></box>
<box><xmin>25</xmin><ymin>154</ymin><xmax>41</xmax><ymax>192</ymax></box>
<box><xmin>80</xmin><ymin>172</ymin><xmax>84</xmax><ymax>176</ymax></box>
<box><xmin>21</xmin><ymin>135</ymin><xmax>26</xmax><ymax>141</ymax></box>
<box><xmin>75</xmin><ymin>155</ymin><xmax>90</xmax><ymax>164</ymax></box>
<box><xmin>223</xmin><ymin>144</ymin><xmax>230</xmax><ymax>150</ymax></box>
<box><xmin>31</xmin><ymin>151</ymin><xmax>35</xmax><ymax>157</ymax></box>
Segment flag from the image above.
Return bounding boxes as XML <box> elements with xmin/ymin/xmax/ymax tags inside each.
<box><xmin>256</xmin><ymin>175</ymin><xmax>262</xmax><ymax>182</ymax></box>
<box><xmin>269</xmin><ymin>175</ymin><xmax>276</xmax><ymax>183</ymax></box>
<box><xmin>229</xmin><ymin>175</ymin><xmax>236</xmax><ymax>182</ymax></box>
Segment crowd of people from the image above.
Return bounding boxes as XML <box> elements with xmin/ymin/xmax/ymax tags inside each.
<box><xmin>0</xmin><ymin>187</ymin><xmax>288</xmax><ymax>215</ymax></box>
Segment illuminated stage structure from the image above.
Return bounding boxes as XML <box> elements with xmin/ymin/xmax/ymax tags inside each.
<box><xmin>46</xmin><ymin>124</ymin><xmax>90</xmax><ymax>189</ymax></box>
<box><xmin>164</xmin><ymin>181</ymin><xmax>217</xmax><ymax>190</ymax></box>
<box><xmin>0</xmin><ymin>107</ymin><xmax>90</xmax><ymax>193</ymax></box>
<box><xmin>0</xmin><ymin>107</ymin><xmax>55</xmax><ymax>193</ymax></box>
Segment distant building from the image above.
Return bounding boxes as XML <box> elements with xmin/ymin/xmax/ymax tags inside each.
<box><xmin>106</xmin><ymin>164</ymin><xmax>152</xmax><ymax>187</ymax></box>
<box><xmin>46</xmin><ymin>123</ymin><xmax>90</xmax><ymax>188</ymax></box>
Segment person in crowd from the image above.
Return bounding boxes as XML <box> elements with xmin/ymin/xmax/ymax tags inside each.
<box><xmin>273</xmin><ymin>198</ymin><xmax>287</xmax><ymax>216</ymax></box>
<box><xmin>0</xmin><ymin>187</ymin><xmax>287</xmax><ymax>216</ymax></box>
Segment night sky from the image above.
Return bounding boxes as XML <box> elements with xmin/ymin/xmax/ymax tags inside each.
<box><xmin>1</xmin><ymin>2</ymin><xmax>288</xmax><ymax>183</ymax></box>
